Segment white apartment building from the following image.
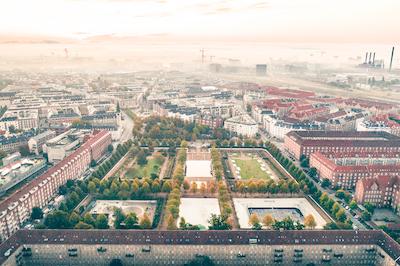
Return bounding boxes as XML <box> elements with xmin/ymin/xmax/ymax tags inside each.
<box><xmin>224</xmin><ymin>115</ymin><xmax>258</xmax><ymax>137</ymax></box>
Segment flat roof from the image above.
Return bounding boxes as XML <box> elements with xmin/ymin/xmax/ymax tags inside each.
<box><xmin>185</xmin><ymin>160</ymin><xmax>212</xmax><ymax>178</ymax></box>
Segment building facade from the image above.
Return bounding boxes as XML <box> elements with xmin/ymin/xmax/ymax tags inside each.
<box><xmin>285</xmin><ymin>131</ymin><xmax>400</xmax><ymax>160</ymax></box>
<box><xmin>0</xmin><ymin>131</ymin><xmax>111</xmax><ymax>242</ymax></box>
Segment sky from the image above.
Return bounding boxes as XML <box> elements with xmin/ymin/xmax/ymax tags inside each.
<box><xmin>1</xmin><ymin>0</ymin><xmax>400</xmax><ymax>43</ymax></box>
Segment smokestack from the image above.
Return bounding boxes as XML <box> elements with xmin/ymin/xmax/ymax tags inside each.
<box><xmin>372</xmin><ymin>52</ymin><xmax>375</xmax><ymax>65</ymax></box>
<box><xmin>365</xmin><ymin>52</ymin><xmax>368</xmax><ymax>64</ymax></box>
<box><xmin>389</xmin><ymin>46</ymin><xmax>395</xmax><ymax>71</ymax></box>
<box><xmin>368</xmin><ymin>52</ymin><xmax>372</xmax><ymax>64</ymax></box>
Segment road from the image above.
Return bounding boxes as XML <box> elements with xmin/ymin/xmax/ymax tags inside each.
<box><xmin>120</xmin><ymin>110</ymin><xmax>134</xmax><ymax>143</ymax></box>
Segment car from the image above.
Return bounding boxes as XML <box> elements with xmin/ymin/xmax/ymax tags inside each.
<box><xmin>4</xmin><ymin>248</ymin><xmax>12</xmax><ymax>257</ymax></box>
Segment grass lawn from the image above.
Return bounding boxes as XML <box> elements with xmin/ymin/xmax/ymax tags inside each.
<box><xmin>125</xmin><ymin>153</ymin><xmax>165</xmax><ymax>179</ymax></box>
<box><xmin>232</xmin><ymin>157</ymin><xmax>270</xmax><ymax>180</ymax></box>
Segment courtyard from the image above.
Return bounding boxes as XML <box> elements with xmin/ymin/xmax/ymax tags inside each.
<box><xmin>233</xmin><ymin>197</ymin><xmax>327</xmax><ymax>229</ymax></box>
<box><xmin>229</xmin><ymin>152</ymin><xmax>279</xmax><ymax>181</ymax></box>
<box><xmin>178</xmin><ymin>198</ymin><xmax>220</xmax><ymax>229</ymax></box>
<box><xmin>90</xmin><ymin>200</ymin><xmax>157</xmax><ymax>227</ymax></box>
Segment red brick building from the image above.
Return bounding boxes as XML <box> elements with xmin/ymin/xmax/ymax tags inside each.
<box><xmin>310</xmin><ymin>151</ymin><xmax>400</xmax><ymax>189</ymax></box>
<box><xmin>355</xmin><ymin>175</ymin><xmax>400</xmax><ymax>210</ymax></box>
<box><xmin>284</xmin><ymin>131</ymin><xmax>400</xmax><ymax>160</ymax></box>
<box><xmin>0</xmin><ymin>131</ymin><xmax>111</xmax><ymax>241</ymax></box>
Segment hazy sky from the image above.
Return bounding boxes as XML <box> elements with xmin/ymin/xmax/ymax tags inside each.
<box><xmin>1</xmin><ymin>0</ymin><xmax>400</xmax><ymax>43</ymax></box>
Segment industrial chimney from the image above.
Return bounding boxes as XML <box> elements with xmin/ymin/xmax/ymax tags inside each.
<box><xmin>368</xmin><ymin>52</ymin><xmax>372</xmax><ymax>64</ymax></box>
<box><xmin>389</xmin><ymin>47</ymin><xmax>395</xmax><ymax>71</ymax></box>
<box><xmin>365</xmin><ymin>52</ymin><xmax>368</xmax><ymax>64</ymax></box>
<box><xmin>372</xmin><ymin>52</ymin><xmax>375</xmax><ymax>65</ymax></box>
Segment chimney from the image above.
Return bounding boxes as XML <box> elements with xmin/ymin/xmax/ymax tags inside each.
<box><xmin>365</xmin><ymin>52</ymin><xmax>368</xmax><ymax>64</ymax></box>
<box><xmin>368</xmin><ymin>52</ymin><xmax>372</xmax><ymax>64</ymax></box>
<box><xmin>372</xmin><ymin>52</ymin><xmax>375</xmax><ymax>65</ymax></box>
<box><xmin>389</xmin><ymin>46</ymin><xmax>395</xmax><ymax>72</ymax></box>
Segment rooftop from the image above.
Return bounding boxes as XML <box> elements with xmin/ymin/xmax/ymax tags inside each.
<box><xmin>0</xmin><ymin>229</ymin><xmax>399</xmax><ymax>264</ymax></box>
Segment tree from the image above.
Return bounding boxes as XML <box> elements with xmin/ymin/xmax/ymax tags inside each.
<box><xmin>208</xmin><ymin>214</ymin><xmax>231</xmax><ymax>230</ymax></box>
<box><xmin>183</xmin><ymin>180</ymin><xmax>190</xmax><ymax>191</ymax></box>
<box><xmin>69</xmin><ymin>212</ymin><xmax>81</xmax><ymax>227</ymax></box>
<box><xmin>331</xmin><ymin>202</ymin><xmax>341</xmax><ymax>215</ymax></box>
<box><xmin>58</xmin><ymin>185</ymin><xmax>68</xmax><ymax>195</ymax></box>
<box><xmin>304</xmin><ymin>214</ymin><xmax>316</xmax><ymax>229</ymax></box>
<box><xmin>364</xmin><ymin>202</ymin><xmax>375</xmax><ymax>214</ymax></box>
<box><xmin>109</xmin><ymin>258</ymin><xmax>123</xmax><ymax>266</ymax></box>
<box><xmin>108</xmin><ymin>144</ymin><xmax>114</xmax><ymax>153</ymax></box>
<box><xmin>179</xmin><ymin>217</ymin><xmax>187</xmax><ymax>229</ymax></box>
<box><xmin>137</xmin><ymin>150</ymin><xmax>148</xmax><ymax>166</ymax></box>
<box><xmin>249</xmin><ymin>213</ymin><xmax>260</xmax><ymax>227</ymax></box>
<box><xmin>88</xmin><ymin>181</ymin><xmax>97</xmax><ymax>193</ymax></box>
<box><xmin>361</xmin><ymin>211</ymin><xmax>372</xmax><ymax>221</ymax></box>
<box><xmin>190</xmin><ymin>182</ymin><xmax>198</xmax><ymax>193</ymax></box>
<box><xmin>335</xmin><ymin>189</ymin><xmax>346</xmax><ymax>199</ymax></box>
<box><xmin>200</xmin><ymin>183</ymin><xmax>207</xmax><ymax>195</ymax></box>
<box><xmin>74</xmin><ymin>221</ymin><xmax>93</xmax><ymax>229</ymax></box>
<box><xmin>95</xmin><ymin>214</ymin><xmax>109</xmax><ymax>229</ymax></box>
<box><xmin>166</xmin><ymin>214</ymin><xmax>177</xmax><ymax>230</ymax></box>
<box><xmin>83</xmin><ymin>213</ymin><xmax>95</xmax><ymax>226</ymax></box>
<box><xmin>31</xmin><ymin>207</ymin><xmax>43</xmax><ymax>220</ymax></box>
<box><xmin>262</xmin><ymin>214</ymin><xmax>274</xmax><ymax>228</ymax></box>
<box><xmin>44</xmin><ymin>210</ymin><xmax>70</xmax><ymax>229</ymax></box>
<box><xmin>349</xmin><ymin>200</ymin><xmax>358</xmax><ymax>210</ymax></box>
<box><xmin>308</xmin><ymin>167</ymin><xmax>317</xmax><ymax>178</ymax></box>
<box><xmin>125</xmin><ymin>213</ymin><xmax>138</xmax><ymax>229</ymax></box>
<box><xmin>114</xmin><ymin>208</ymin><xmax>126</xmax><ymax>229</ymax></box>
<box><xmin>140</xmin><ymin>213</ymin><xmax>152</xmax><ymax>229</ymax></box>
<box><xmin>335</xmin><ymin>209</ymin><xmax>346</xmax><ymax>222</ymax></box>
<box><xmin>321</xmin><ymin>178</ymin><xmax>331</xmax><ymax>188</ymax></box>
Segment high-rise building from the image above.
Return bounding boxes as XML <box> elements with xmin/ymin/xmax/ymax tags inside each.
<box><xmin>256</xmin><ymin>64</ymin><xmax>267</xmax><ymax>76</ymax></box>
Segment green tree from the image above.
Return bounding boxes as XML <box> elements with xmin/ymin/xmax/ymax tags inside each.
<box><xmin>335</xmin><ymin>209</ymin><xmax>346</xmax><ymax>222</ymax></box>
<box><xmin>140</xmin><ymin>213</ymin><xmax>152</xmax><ymax>229</ymax></box>
<box><xmin>74</xmin><ymin>221</ymin><xmax>94</xmax><ymax>229</ymax></box>
<box><xmin>69</xmin><ymin>212</ymin><xmax>81</xmax><ymax>227</ymax></box>
<box><xmin>208</xmin><ymin>214</ymin><xmax>231</xmax><ymax>230</ymax></box>
<box><xmin>95</xmin><ymin>214</ymin><xmax>109</xmax><ymax>229</ymax></box>
<box><xmin>31</xmin><ymin>207</ymin><xmax>43</xmax><ymax>220</ymax></box>
<box><xmin>361</xmin><ymin>210</ymin><xmax>372</xmax><ymax>221</ymax></box>
<box><xmin>125</xmin><ymin>213</ymin><xmax>139</xmax><ymax>229</ymax></box>
<box><xmin>349</xmin><ymin>200</ymin><xmax>358</xmax><ymax>210</ymax></box>
<box><xmin>44</xmin><ymin>210</ymin><xmax>70</xmax><ymax>229</ymax></box>
<box><xmin>83</xmin><ymin>213</ymin><xmax>95</xmax><ymax>226</ymax></box>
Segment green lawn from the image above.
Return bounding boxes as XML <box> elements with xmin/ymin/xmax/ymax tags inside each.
<box><xmin>232</xmin><ymin>157</ymin><xmax>270</xmax><ymax>180</ymax></box>
<box><xmin>125</xmin><ymin>153</ymin><xmax>165</xmax><ymax>179</ymax></box>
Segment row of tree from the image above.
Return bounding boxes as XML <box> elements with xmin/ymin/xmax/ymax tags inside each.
<box><xmin>235</xmin><ymin>179</ymin><xmax>300</xmax><ymax>194</ymax></box>
<box><xmin>211</xmin><ymin>147</ymin><xmax>223</xmax><ymax>180</ymax></box>
<box><xmin>249</xmin><ymin>213</ymin><xmax>317</xmax><ymax>230</ymax></box>
<box><xmin>91</xmin><ymin>140</ymin><xmax>133</xmax><ymax>180</ymax></box>
<box><xmin>165</xmin><ymin>141</ymin><xmax>187</xmax><ymax>229</ymax></box>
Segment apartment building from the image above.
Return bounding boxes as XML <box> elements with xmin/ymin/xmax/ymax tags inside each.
<box><xmin>224</xmin><ymin>115</ymin><xmax>258</xmax><ymax>137</ymax></box>
<box><xmin>1</xmin><ymin>230</ymin><xmax>399</xmax><ymax>266</ymax></box>
<box><xmin>310</xmin><ymin>151</ymin><xmax>400</xmax><ymax>189</ymax></box>
<box><xmin>28</xmin><ymin>130</ymin><xmax>56</xmax><ymax>155</ymax></box>
<box><xmin>355</xmin><ymin>175</ymin><xmax>400</xmax><ymax>211</ymax></box>
<box><xmin>0</xmin><ymin>131</ymin><xmax>111</xmax><ymax>241</ymax></box>
<box><xmin>284</xmin><ymin>131</ymin><xmax>400</xmax><ymax>160</ymax></box>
